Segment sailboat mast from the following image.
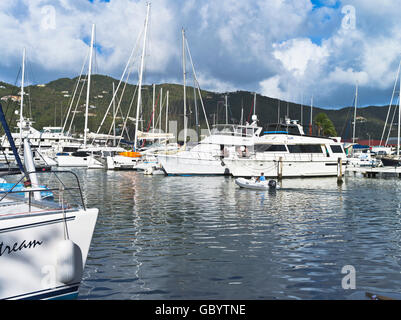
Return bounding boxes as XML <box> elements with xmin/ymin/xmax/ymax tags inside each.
<box><xmin>159</xmin><ymin>87</ymin><xmax>163</xmax><ymax>143</ymax></box>
<box><xmin>253</xmin><ymin>92</ymin><xmax>256</xmax><ymax>117</ymax></box>
<box><xmin>397</xmin><ymin>74</ymin><xmax>401</xmax><ymax>157</ymax></box>
<box><xmin>113</xmin><ymin>82</ymin><xmax>116</xmax><ymax>147</ymax></box>
<box><xmin>193</xmin><ymin>85</ymin><xmax>199</xmax><ymax>137</ymax></box>
<box><xmin>301</xmin><ymin>93</ymin><xmax>303</xmax><ymax>126</ymax></box>
<box><xmin>182</xmin><ymin>28</ymin><xmax>187</xmax><ymax>147</ymax></box>
<box><xmin>152</xmin><ymin>83</ymin><xmax>155</xmax><ymax>132</ymax></box>
<box><xmin>352</xmin><ymin>82</ymin><xmax>358</xmax><ymax>144</ymax></box>
<box><xmin>240</xmin><ymin>99</ymin><xmax>244</xmax><ymax>125</ymax></box>
<box><xmin>134</xmin><ymin>3</ymin><xmax>150</xmax><ymax>150</ymax></box>
<box><xmin>84</xmin><ymin>24</ymin><xmax>95</xmax><ymax>148</ymax></box>
<box><xmin>225</xmin><ymin>94</ymin><xmax>228</xmax><ymax>125</ymax></box>
<box><xmin>165</xmin><ymin>90</ymin><xmax>169</xmax><ymax>140</ymax></box>
<box><xmin>20</xmin><ymin>48</ymin><xmax>26</xmax><ymax>144</ymax></box>
<box><xmin>278</xmin><ymin>100</ymin><xmax>280</xmax><ymax>123</ymax></box>
<box><xmin>309</xmin><ymin>96</ymin><xmax>313</xmax><ymax>135</ymax></box>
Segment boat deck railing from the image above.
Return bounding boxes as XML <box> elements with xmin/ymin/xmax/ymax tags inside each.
<box><xmin>0</xmin><ymin>170</ymin><xmax>86</xmax><ymax>213</ymax></box>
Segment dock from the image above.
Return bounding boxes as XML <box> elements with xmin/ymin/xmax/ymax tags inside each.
<box><xmin>346</xmin><ymin>165</ymin><xmax>401</xmax><ymax>178</ymax></box>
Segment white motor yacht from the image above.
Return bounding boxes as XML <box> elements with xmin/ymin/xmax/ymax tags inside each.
<box><xmin>223</xmin><ymin>119</ymin><xmax>347</xmax><ymax>178</ymax></box>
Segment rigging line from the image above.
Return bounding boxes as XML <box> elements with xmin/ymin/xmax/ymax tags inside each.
<box><xmin>380</xmin><ymin>58</ymin><xmax>401</xmax><ymax>146</ymax></box>
<box><xmin>105</xmin><ymin>47</ymin><xmax>138</xmax><ymax>139</ymax></box>
<box><xmin>385</xmin><ymin>95</ymin><xmax>400</xmax><ymax>145</ymax></box>
<box><xmin>340</xmin><ymin>96</ymin><xmax>355</xmax><ymax>138</ymax></box>
<box><xmin>0</xmin><ymin>68</ymin><xmax>24</xmax><ymax>137</ymax></box>
<box><xmin>247</xmin><ymin>95</ymin><xmax>255</xmax><ymax>123</ymax></box>
<box><xmin>6</xmin><ymin>67</ymin><xmax>22</xmax><ymax>118</ymax></box>
<box><xmin>105</xmin><ymin>86</ymin><xmax>132</xmax><ymax>140</ymax></box>
<box><xmin>117</xmin><ymin>84</ymin><xmax>139</xmax><ymax>147</ymax></box>
<box><xmin>25</xmin><ymin>60</ymin><xmax>36</xmax><ymax>119</ymax></box>
<box><xmin>146</xmin><ymin>91</ymin><xmax>160</xmax><ymax>132</ymax></box>
<box><xmin>62</xmin><ymin>49</ymin><xmax>90</xmax><ymax>133</ymax></box>
<box><xmin>67</xmin><ymin>73</ymin><xmax>88</xmax><ymax>134</ymax></box>
<box><xmin>4</xmin><ymin>67</ymin><xmax>22</xmax><ymax>134</ymax></box>
<box><xmin>95</xmin><ymin>25</ymin><xmax>144</xmax><ymax>135</ymax></box>
<box><xmin>185</xmin><ymin>38</ymin><xmax>211</xmax><ymax>135</ymax></box>
<box><xmin>154</xmin><ymin>89</ymin><xmax>167</xmax><ymax>131</ymax></box>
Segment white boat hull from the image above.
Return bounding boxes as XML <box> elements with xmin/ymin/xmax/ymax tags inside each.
<box><xmin>157</xmin><ymin>153</ymin><xmax>229</xmax><ymax>175</ymax></box>
<box><xmin>106</xmin><ymin>155</ymin><xmax>141</xmax><ymax>170</ymax></box>
<box><xmin>56</xmin><ymin>155</ymin><xmax>103</xmax><ymax>168</ymax></box>
<box><xmin>0</xmin><ymin>207</ymin><xmax>98</xmax><ymax>300</ymax></box>
<box><xmin>225</xmin><ymin>156</ymin><xmax>345</xmax><ymax>178</ymax></box>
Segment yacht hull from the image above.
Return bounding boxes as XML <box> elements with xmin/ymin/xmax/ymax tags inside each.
<box><xmin>56</xmin><ymin>155</ymin><xmax>103</xmax><ymax>168</ymax></box>
<box><xmin>157</xmin><ymin>153</ymin><xmax>229</xmax><ymax>175</ymax></box>
<box><xmin>380</xmin><ymin>157</ymin><xmax>401</xmax><ymax>167</ymax></box>
<box><xmin>224</xmin><ymin>156</ymin><xmax>345</xmax><ymax>178</ymax></box>
<box><xmin>0</xmin><ymin>207</ymin><xmax>98</xmax><ymax>300</ymax></box>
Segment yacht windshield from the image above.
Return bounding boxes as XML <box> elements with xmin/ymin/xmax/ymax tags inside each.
<box><xmin>211</xmin><ymin>124</ymin><xmax>259</xmax><ymax>137</ymax></box>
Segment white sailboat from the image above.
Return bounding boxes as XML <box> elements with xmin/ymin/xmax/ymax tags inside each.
<box><xmin>381</xmin><ymin>63</ymin><xmax>401</xmax><ymax>166</ymax></box>
<box><xmin>105</xmin><ymin>3</ymin><xmax>155</xmax><ymax>170</ymax></box>
<box><xmin>0</xmin><ymin>103</ymin><xmax>98</xmax><ymax>300</ymax></box>
<box><xmin>0</xmin><ymin>49</ymin><xmax>76</xmax><ymax>167</ymax></box>
<box><xmin>346</xmin><ymin>83</ymin><xmax>379</xmax><ymax>167</ymax></box>
<box><xmin>55</xmin><ymin>24</ymin><xmax>103</xmax><ymax>169</ymax></box>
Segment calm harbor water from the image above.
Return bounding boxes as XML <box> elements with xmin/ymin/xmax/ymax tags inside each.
<box><xmin>73</xmin><ymin>169</ymin><xmax>401</xmax><ymax>300</ymax></box>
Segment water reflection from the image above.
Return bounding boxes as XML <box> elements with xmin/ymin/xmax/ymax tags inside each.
<box><xmin>75</xmin><ymin>170</ymin><xmax>401</xmax><ymax>300</ymax></box>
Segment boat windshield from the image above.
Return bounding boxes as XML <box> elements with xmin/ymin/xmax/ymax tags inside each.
<box><xmin>264</xmin><ymin>123</ymin><xmax>303</xmax><ymax>135</ymax></box>
<box><xmin>41</xmin><ymin>127</ymin><xmax>63</xmax><ymax>134</ymax></box>
<box><xmin>210</xmin><ymin>124</ymin><xmax>260</xmax><ymax>137</ymax></box>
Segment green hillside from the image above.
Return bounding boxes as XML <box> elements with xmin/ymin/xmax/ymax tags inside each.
<box><xmin>0</xmin><ymin>74</ymin><xmax>394</xmax><ymax>143</ymax></box>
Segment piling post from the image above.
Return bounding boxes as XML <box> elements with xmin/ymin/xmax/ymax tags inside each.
<box><xmin>278</xmin><ymin>157</ymin><xmax>283</xmax><ymax>181</ymax></box>
<box><xmin>337</xmin><ymin>157</ymin><xmax>343</xmax><ymax>184</ymax></box>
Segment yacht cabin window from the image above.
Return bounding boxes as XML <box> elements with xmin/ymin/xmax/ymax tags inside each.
<box><xmin>254</xmin><ymin>144</ymin><xmax>287</xmax><ymax>152</ymax></box>
<box><xmin>287</xmin><ymin>144</ymin><xmax>323</xmax><ymax>153</ymax></box>
<box><xmin>330</xmin><ymin>145</ymin><xmax>344</xmax><ymax>154</ymax></box>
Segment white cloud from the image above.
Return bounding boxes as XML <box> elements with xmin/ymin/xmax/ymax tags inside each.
<box><xmin>326</xmin><ymin>67</ymin><xmax>369</xmax><ymax>86</ymax></box>
<box><xmin>259</xmin><ymin>75</ymin><xmax>287</xmax><ymax>100</ymax></box>
<box><xmin>272</xmin><ymin>38</ymin><xmax>329</xmax><ymax>77</ymax></box>
<box><xmin>0</xmin><ymin>0</ymin><xmax>178</xmax><ymax>80</ymax></box>
<box><xmin>1</xmin><ymin>0</ymin><xmax>401</xmax><ymax>108</ymax></box>
<box><xmin>196</xmin><ymin>71</ymin><xmax>238</xmax><ymax>94</ymax></box>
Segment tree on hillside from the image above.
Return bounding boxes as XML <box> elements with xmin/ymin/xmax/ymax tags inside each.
<box><xmin>314</xmin><ymin>112</ymin><xmax>337</xmax><ymax>136</ymax></box>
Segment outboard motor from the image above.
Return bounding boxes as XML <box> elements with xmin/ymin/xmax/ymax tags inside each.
<box><xmin>268</xmin><ymin>180</ymin><xmax>277</xmax><ymax>189</ymax></box>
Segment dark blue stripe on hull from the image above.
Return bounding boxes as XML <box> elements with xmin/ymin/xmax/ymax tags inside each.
<box><xmin>5</xmin><ymin>284</ymin><xmax>80</xmax><ymax>300</ymax></box>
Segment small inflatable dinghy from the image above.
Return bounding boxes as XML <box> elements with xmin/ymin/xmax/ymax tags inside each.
<box><xmin>235</xmin><ymin>177</ymin><xmax>280</xmax><ymax>190</ymax></box>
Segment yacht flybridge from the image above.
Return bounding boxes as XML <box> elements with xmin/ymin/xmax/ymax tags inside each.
<box><xmin>223</xmin><ymin>118</ymin><xmax>347</xmax><ymax>178</ymax></box>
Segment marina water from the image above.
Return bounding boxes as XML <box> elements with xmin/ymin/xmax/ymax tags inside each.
<box><xmin>74</xmin><ymin>169</ymin><xmax>401</xmax><ymax>300</ymax></box>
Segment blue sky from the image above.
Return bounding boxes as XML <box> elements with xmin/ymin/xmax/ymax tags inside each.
<box><xmin>1</xmin><ymin>0</ymin><xmax>401</xmax><ymax>110</ymax></box>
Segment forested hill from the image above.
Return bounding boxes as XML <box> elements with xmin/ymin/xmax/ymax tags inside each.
<box><xmin>0</xmin><ymin>74</ymin><xmax>394</xmax><ymax>142</ymax></box>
